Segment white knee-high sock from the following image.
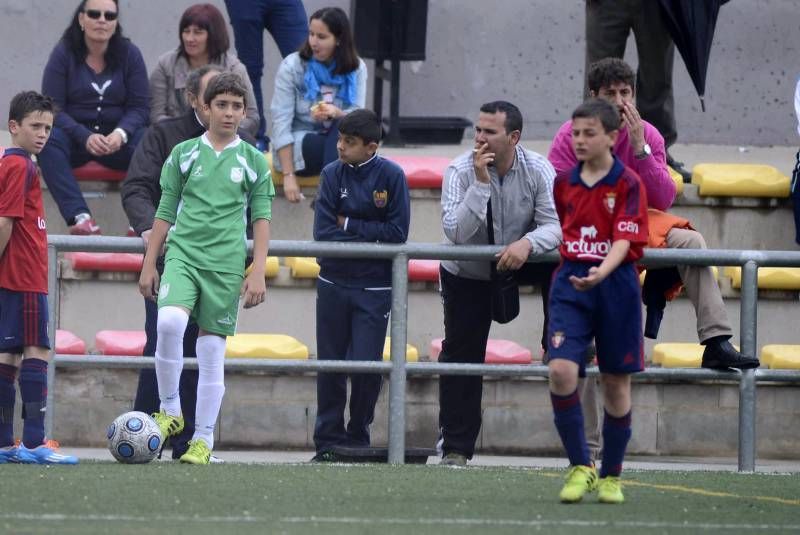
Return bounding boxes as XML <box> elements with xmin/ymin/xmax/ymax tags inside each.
<box><xmin>194</xmin><ymin>335</ymin><xmax>226</xmax><ymax>449</ymax></box>
<box><xmin>155</xmin><ymin>306</ymin><xmax>189</xmax><ymax>417</ymax></box>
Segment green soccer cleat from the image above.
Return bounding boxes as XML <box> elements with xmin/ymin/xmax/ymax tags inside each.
<box><xmin>559</xmin><ymin>464</ymin><xmax>598</xmax><ymax>503</ymax></box>
<box><xmin>151</xmin><ymin>410</ymin><xmax>185</xmax><ymax>440</ymax></box>
<box><xmin>180</xmin><ymin>439</ymin><xmax>212</xmax><ymax>465</ymax></box>
<box><xmin>597</xmin><ymin>476</ymin><xmax>625</xmax><ymax>504</ymax></box>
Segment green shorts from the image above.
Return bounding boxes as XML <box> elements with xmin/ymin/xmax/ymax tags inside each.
<box><xmin>158</xmin><ymin>258</ymin><xmax>243</xmax><ymax>336</ymax></box>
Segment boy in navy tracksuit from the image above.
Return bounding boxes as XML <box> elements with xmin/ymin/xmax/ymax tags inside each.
<box><xmin>312</xmin><ymin>109</ymin><xmax>410</xmax><ymax>461</ymax></box>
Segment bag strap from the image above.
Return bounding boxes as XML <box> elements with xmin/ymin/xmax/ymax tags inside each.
<box><xmin>487</xmin><ymin>197</ymin><xmax>498</xmax><ymax>278</ymax></box>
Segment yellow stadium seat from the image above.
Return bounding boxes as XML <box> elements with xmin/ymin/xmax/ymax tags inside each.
<box><xmin>382</xmin><ymin>337</ymin><xmax>419</xmax><ymax>362</ymax></box>
<box><xmin>652</xmin><ymin>343</ymin><xmax>704</xmax><ymax>368</ymax></box>
<box><xmin>667</xmin><ymin>166</ymin><xmax>684</xmax><ymax>195</ymax></box>
<box><xmin>760</xmin><ymin>345</ymin><xmax>800</xmax><ymax>370</ymax></box>
<box><xmin>691</xmin><ymin>163</ymin><xmax>789</xmax><ymax>198</ymax></box>
<box><xmin>723</xmin><ymin>266</ymin><xmax>800</xmax><ymax>290</ymax></box>
<box><xmin>264</xmin><ymin>152</ymin><xmax>320</xmax><ymax>187</ymax></box>
<box><xmin>284</xmin><ymin>257</ymin><xmax>320</xmax><ymax>278</ymax></box>
<box><xmin>245</xmin><ymin>256</ymin><xmax>280</xmax><ymax>278</ymax></box>
<box><xmin>225</xmin><ymin>333</ymin><xmax>309</xmax><ymax>359</ymax></box>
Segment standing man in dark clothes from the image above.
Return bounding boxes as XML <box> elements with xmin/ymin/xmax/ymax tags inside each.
<box><xmin>120</xmin><ymin>66</ymin><xmax>256</xmax><ymax>460</ymax></box>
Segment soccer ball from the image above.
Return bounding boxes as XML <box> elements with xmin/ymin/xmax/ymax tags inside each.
<box><xmin>106</xmin><ymin>411</ymin><xmax>162</xmax><ymax>464</ymax></box>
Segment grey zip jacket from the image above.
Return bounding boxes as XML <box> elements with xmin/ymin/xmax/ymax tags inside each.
<box><xmin>441</xmin><ymin>145</ymin><xmax>562</xmax><ymax>280</ymax></box>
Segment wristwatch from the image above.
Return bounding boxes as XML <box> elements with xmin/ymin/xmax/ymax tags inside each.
<box><xmin>113</xmin><ymin>127</ymin><xmax>128</xmax><ymax>145</ymax></box>
<box><xmin>635</xmin><ymin>143</ymin><xmax>652</xmax><ymax>160</ymax></box>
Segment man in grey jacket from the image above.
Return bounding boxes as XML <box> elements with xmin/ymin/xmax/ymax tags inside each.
<box><xmin>438</xmin><ymin>101</ymin><xmax>562</xmax><ymax>466</ymax></box>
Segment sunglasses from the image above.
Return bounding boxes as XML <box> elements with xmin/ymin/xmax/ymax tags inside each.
<box><xmin>83</xmin><ymin>9</ymin><xmax>118</xmax><ymax>21</ymax></box>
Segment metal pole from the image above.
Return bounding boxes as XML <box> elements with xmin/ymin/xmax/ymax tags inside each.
<box><xmin>738</xmin><ymin>260</ymin><xmax>758</xmax><ymax>472</ymax></box>
<box><xmin>44</xmin><ymin>245</ymin><xmax>58</xmax><ymax>438</ymax></box>
<box><xmin>387</xmin><ymin>254</ymin><xmax>409</xmax><ymax>464</ymax></box>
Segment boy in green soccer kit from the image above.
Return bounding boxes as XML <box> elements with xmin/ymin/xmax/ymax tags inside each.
<box><xmin>139</xmin><ymin>73</ymin><xmax>274</xmax><ymax>464</ymax></box>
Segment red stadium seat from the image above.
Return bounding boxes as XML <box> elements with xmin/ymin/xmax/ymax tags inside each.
<box><xmin>485</xmin><ymin>339</ymin><xmax>532</xmax><ymax>364</ymax></box>
<box><xmin>64</xmin><ymin>252</ymin><xmax>143</xmax><ymax>272</ymax></box>
<box><xmin>73</xmin><ymin>161</ymin><xmax>126</xmax><ymax>182</ymax></box>
<box><xmin>55</xmin><ymin>330</ymin><xmax>86</xmax><ymax>355</ymax></box>
<box><xmin>387</xmin><ymin>155</ymin><xmax>450</xmax><ymax>189</ymax></box>
<box><xmin>408</xmin><ymin>259</ymin><xmax>440</xmax><ymax>282</ymax></box>
<box><xmin>429</xmin><ymin>338</ymin><xmax>532</xmax><ymax>364</ymax></box>
<box><xmin>95</xmin><ymin>330</ymin><xmax>146</xmax><ymax>356</ymax></box>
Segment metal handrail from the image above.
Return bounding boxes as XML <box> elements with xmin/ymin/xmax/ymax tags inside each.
<box><xmin>45</xmin><ymin>236</ymin><xmax>800</xmax><ymax>471</ymax></box>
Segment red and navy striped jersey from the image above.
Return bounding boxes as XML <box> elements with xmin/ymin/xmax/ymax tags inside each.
<box><xmin>553</xmin><ymin>157</ymin><xmax>648</xmax><ymax>263</ymax></box>
<box><xmin>0</xmin><ymin>148</ymin><xmax>48</xmax><ymax>293</ymax></box>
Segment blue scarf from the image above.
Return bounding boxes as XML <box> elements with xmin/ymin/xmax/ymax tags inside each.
<box><xmin>304</xmin><ymin>58</ymin><xmax>357</xmax><ymax>107</ymax></box>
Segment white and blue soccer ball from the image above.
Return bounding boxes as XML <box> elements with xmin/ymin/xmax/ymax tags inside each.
<box><xmin>106</xmin><ymin>411</ymin><xmax>162</xmax><ymax>464</ymax></box>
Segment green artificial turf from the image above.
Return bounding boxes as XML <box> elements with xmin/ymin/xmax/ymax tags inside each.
<box><xmin>1</xmin><ymin>463</ymin><xmax>798</xmax><ymax>534</ymax></box>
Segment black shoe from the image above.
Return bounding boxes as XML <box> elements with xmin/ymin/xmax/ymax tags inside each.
<box><xmin>310</xmin><ymin>451</ymin><xmax>338</xmax><ymax>463</ymax></box>
<box><xmin>701</xmin><ymin>340</ymin><xmax>760</xmax><ymax>370</ymax></box>
<box><xmin>667</xmin><ymin>154</ymin><xmax>692</xmax><ymax>184</ymax></box>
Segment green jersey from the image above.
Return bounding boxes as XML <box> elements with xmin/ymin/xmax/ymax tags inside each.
<box><xmin>155</xmin><ymin>134</ymin><xmax>275</xmax><ymax>275</ymax></box>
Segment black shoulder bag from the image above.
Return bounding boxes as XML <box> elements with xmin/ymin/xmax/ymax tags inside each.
<box><xmin>487</xmin><ymin>198</ymin><xmax>520</xmax><ymax>324</ymax></box>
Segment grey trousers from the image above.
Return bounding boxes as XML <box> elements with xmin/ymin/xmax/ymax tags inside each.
<box><xmin>585</xmin><ymin>0</ymin><xmax>677</xmax><ymax>148</ymax></box>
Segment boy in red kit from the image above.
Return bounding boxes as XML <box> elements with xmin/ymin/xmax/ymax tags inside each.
<box><xmin>547</xmin><ymin>98</ymin><xmax>647</xmax><ymax>503</ymax></box>
<box><xmin>0</xmin><ymin>91</ymin><xmax>78</xmax><ymax>465</ymax></box>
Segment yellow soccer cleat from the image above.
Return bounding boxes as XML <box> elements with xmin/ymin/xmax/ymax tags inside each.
<box><xmin>597</xmin><ymin>476</ymin><xmax>625</xmax><ymax>504</ymax></box>
<box><xmin>151</xmin><ymin>410</ymin><xmax>185</xmax><ymax>440</ymax></box>
<box><xmin>559</xmin><ymin>465</ymin><xmax>598</xmax><ymax>503</ymax></box>
<box><xmin>180</xmin><ymin>439</ymin><xmax>212</xmax><ymax>465</ymax></box>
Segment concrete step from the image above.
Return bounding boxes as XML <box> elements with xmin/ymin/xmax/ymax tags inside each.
<box><xmin>43</xmin><ymin>178</ymin><xmax>796</xmax><ymax>250</ymax></box>
<box><xmin>57</xmin><ymin>261</ymin><xmax>799</xmax><ymax>359</ymax></box>
<box><xmin>45</xmin><ymin>365</ymin><xmax>800</xmax><ymax>459</ymax></box>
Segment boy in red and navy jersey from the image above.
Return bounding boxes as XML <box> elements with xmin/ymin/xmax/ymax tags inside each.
<box><xmin>547</xmin><ymin>99</ymin><xmax>647</xmax><ymax>504</ymax></box>
<box><xmin>0</xmin><ymin>91</ymin><xmax>77</xmax><ymax>465</ymax></box>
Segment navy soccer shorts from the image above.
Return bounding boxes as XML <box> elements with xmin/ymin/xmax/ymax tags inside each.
<box><xmin>547</xmin><ymin>261</ymin><xmax>644</xmax><ymax>376</ymax></box>
<box><xmin>0</xmin><ymin>288</ymin><xmax>50</xmax><ymax>354</ymax></box>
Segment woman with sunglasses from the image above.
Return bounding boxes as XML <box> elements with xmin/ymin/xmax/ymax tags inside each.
<box><xmin>149</xmin><ymin>3</ymin><xmax>259</xmax><ymax>136</ymax></box>
<box><xmin>270</xmin><ymin>7</ymin><xmax>367</xmax><ymax>202</ymax></box>
<box><xmin>39</xmin><ymin>0</ymin><xmax>148</xmax><ymax>235</ymax></box>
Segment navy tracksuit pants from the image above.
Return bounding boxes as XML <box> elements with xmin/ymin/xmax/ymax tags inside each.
<box><xmin>313</xmin><ymin>279</ymin><xmax>391</xmax><ymax>452</ymax></box>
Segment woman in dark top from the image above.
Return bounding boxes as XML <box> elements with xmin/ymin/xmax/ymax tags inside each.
<box><xmin>39</xmin><ymin>0</ymin><xmax>148</xmax><ymax>235</ymax></box>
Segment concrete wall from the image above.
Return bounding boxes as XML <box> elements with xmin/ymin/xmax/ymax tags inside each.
<box><xmin>45</xmin><ymin>367</ymin><xmax>800</xmax><ymax>459</ymax></box>
<box><xmin>1</xmin><ymin>1</ymin><xmax>798</xmax><ymax>146</ymax></box>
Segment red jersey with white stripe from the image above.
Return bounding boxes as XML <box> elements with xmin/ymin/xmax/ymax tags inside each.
<box><xmin>0</xmin><ymin>148</ymin><xmax>48</xmax><ymax>293</ymax></box>
<box><xmin>554</xmin><ymin>157</ymin><xmax>648</xmax><ymax>263</ymax></box>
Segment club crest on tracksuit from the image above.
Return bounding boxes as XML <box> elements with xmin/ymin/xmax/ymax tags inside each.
<box><xmin>373</xmin><ymin>190</ymin><xmax>388</xmax><ymax>208</ymax></box>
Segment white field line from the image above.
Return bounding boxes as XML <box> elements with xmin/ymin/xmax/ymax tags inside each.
<box><xmin>1</xmin><ymin>513</ymin><xmax>798</xmax><ymax>531</ymax></box>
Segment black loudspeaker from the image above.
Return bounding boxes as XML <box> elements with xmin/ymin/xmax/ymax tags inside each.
<box><xmin>351</xmin><ymin>0</ymin><xmax>428</xmax><ymax>61</ymax></box>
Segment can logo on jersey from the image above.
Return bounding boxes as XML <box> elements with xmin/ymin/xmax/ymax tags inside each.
<box><xmin>551</xmin><ymin>331</ymin><xmax>565</xmax><ymax>349</ymax></box>
<box><xmin>373</xmin><ymin>190</ymin><xmax>388</xmax><ymax>208</ymax></box>
<box><xmin>603</xmin><ymin>192</ymin><xmax>616</xmax><ymax>213</ymax></box>
<box><xmin>230</xmin><ymin>167</ymin><xmax>244</xmax><ymax>184</ymax></box>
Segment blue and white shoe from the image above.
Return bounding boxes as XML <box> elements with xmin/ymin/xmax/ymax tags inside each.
<box><xmin>0</xmin><ymin>443</ymin><xmax>22</xmax><ymax>464</ymax></box>
<box><xmin>16</xmin><ymin>440</ymin><xmax>79</xmax><ymax>465</ymax></box>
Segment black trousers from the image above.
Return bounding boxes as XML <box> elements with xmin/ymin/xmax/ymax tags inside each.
<box><xmin>585</xmin><ymin>0</ymin><xmax>677</xmax><ymax>148</ymax></box>
<box><xmin>438</xmin><ymin>263</ymin><xmax>555</xmax><ymax>458</ymax></box>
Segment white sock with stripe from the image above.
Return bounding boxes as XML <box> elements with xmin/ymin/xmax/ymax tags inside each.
<box><xmin>154</xmin><ymin>306</ymin><xmax>189</xmax><ymax>417</ymax></box>
<box><xmin>194</xmin><ymin>334</ymin><xmax>226</xmax><ymax>449</ymax></box>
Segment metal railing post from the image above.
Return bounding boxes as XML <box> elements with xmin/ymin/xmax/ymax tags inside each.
<box><xmin>738</xmin><ymin>260</ymin><xmax>758</xmax><ymax>472</ymax></box>
<box><xmin>45</xmin><ymin>244</ymin><xmax>59</xmax><ymax>438</ymax></box>
<box><xmin>387</xmin><ymin>253</ymin><xmax>409</xmax><ymax>464</ymax></box>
